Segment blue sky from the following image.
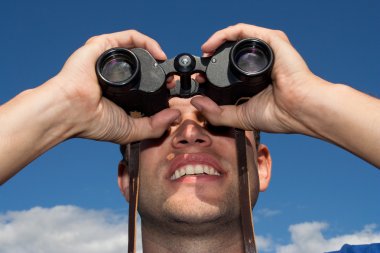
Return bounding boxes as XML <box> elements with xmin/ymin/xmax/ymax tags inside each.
<box><xmin>0</xmin><ymin>0</ymin><xmax>379</xmax><ymax>252</ymax></box>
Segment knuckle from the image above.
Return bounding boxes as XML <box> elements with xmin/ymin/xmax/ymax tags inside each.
<box><xmin>274</xmin><ymin>29</ymin><xmax>289</xmax><ymax>40</ymax></box>
<box><xmin>85</xmin><ymin>35</ymin><xmax>100</xmax><ymax>45</ymax></box>
<box><xmin>128</xmin><ymin>29</ymin><xmax>138</xmax><ymax>35</ymax></box>
<box><xmin>103</xmin><ymin>36</ymin><xmax>116</xmax><ymax>47</ymax></box>
<box><xmin>123</xmin><ymin>117</ymin><xmax>135</xmax><ymax>142</ymax></box>
<box><xmin>234</xmin><ymin>22</ymin><xmax>247</xmax><ymax>28</ymax></box>
<box><xmin>85</xmin><ymin>33</ymin><xmax>117</xmax><ymax>48</ymax></box>
<box><xmin>234</xmin><ymin>23</ymin><xmax>256</xmax><ymax>39</ymax></box>
<box><xmin>85</xmin><ymin>34</ymin><xmax>106</xmax><ymax>45</ymax></box>
<box><xmin>238</xmin><ymin>104</ymin><xmax>254</xmax><ymax>130</ymax></box>
<box><xmin>128</xmin><ymin>29</ymin><xmax>142</xmax><ymax>37</ymax></box>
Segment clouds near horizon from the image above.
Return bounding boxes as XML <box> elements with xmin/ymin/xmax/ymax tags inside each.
<box><xmin>277</xmin><ymin>222</ymin><xmax>380</xmax><ymax>253</ymax></box>
<box><xmin>0</xmin><ymin>206</ymin><xmax>141</xmax><ymax>253</ymax></box>
<box><xmin>0</xmin><ymin>206</ymin><xmax>379</xmax><ymax>253</ymax></box>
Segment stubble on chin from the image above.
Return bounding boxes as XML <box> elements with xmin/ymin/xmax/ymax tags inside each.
<box><xmin>139</xmin><ymin>183</ymin><xmax>240</xmax><ymax>237</ymax></box>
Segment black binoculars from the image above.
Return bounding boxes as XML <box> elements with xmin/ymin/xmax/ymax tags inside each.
<box><xmin>96</xmin><ymin>38</ymin><xmax>274</xmax><ymax>117</ymax></box>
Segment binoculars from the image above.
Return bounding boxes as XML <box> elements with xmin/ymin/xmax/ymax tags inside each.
<box><xmin>96</xmin><ymin>38</ymin><xmax>274</xmax><ymax>116</ymax></box>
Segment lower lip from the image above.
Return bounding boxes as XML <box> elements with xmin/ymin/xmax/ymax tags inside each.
<box><xmin>170</xmin><ymin>174</ymin><xmax>222</xmax><ymax>183</ymax></box>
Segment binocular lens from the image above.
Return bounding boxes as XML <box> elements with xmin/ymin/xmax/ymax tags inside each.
<box><xmin>230</xmin><ymin>39</ymin><xmax>273</xmax><ymax>79</ymax></box>
<box><xmin>101</xmin><ymin>57</ymin><xmax>134</xmax><ymax>84</ymax></box>
<box><xmin>234</xmin><ymin>47</ymin><xmax>268</xmax><ymax>73</ymax></box>
<box><xmin>97</xmin><ymin>48</ymin><xmax>140</xmax><ymax>88</ymax></box>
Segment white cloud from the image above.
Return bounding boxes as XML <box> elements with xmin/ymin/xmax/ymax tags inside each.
<box><xmin>276</xmin><ymin>221</ymin><xmax>380</xmax><ymax>253</ymax></box>
<box><xmin>0</xmin><ymin>205</ymin><xmax>142</xmax><ymax>253</ymax></box>
<box><xmin>0</xmin><ymin>205</ymin><xmax>275</xmax><ymax>253</ymax></box>
<box><xmin>256</xmin><ymin>208</ymin><xmax>282</xmax><ymax>218</ymax></box>
<box><xmin>1</xmin><ymin>206</ymin><xmax>379</xmax><ymax>253</ymax></box>
<box><xmin>256</xmin><ymin>234</ymin><xmax>275</xmax><ymax>252</ymax></box>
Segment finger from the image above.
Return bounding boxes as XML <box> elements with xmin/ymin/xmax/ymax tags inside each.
<box><xmin>122</xmin><ymin>30</ymin><xmax>167</xmax><ymax>60</ymax></box>
<box><xmin>190</xmin><ymin>96</ymin><xmax>250</xmax><ymax>130</ymax></box>
<box><xmin>166</xmin><ymin>74</ymin><xmax>206</xmax><ymax>90</ymax></box>
<box><xmin>166</xmin><ymin>75</ymin><xmax>177</xmax><ymax>89</ymax></box>
<box><xmin>166</xmin><ymin>75</ymin><xmax>174</xmax><ymax>83</ymax></box>
<box><xmin>194</xmin><ymin>73</ymin><xmax>206</xmax><ymax>84</ymax></box>
<box><xmin>201</xmin><ymin>23</ymin><xmax>274</xmax><ymax>54</ymax></box>
<box><xmin>202</xmin><ymin>52</ymin><xmax>214</xmax><ymax>57</ymax></box>
<box><xmin>121</xmin><ymin>108</ymin><xmax>181</xmax><ymax>143</ymax></box>
<box><xmin>86</xmin><ymin>30</ymin><xmax>167</xmax><ymax>61</ymax></box>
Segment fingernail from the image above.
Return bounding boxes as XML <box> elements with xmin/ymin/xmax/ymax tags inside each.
<box><xmin>160</xmin><ymin>49</ymin><xmax>167</xmax><ymax>59</ymax></box>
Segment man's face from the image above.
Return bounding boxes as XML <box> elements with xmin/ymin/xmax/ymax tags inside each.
<box><xmin>118</xmin><ymin>97</ymin><xmax>271</xmax><ymax>232</ymax></box>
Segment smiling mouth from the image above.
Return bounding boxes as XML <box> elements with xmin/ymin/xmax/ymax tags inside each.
<box><xmin>170</xmin><ymin>164</ymin><xmax>221</xmax><ymax>180</ymax></box>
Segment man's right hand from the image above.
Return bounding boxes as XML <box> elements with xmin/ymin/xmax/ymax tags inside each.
<box><xmin>54</xmin><ymin>30</ymin><xmax>180</xmax><ymax>143</ymax></box>
<box><xmin>0</xmin><ymin>30</ymin><xmax>180</xmax><ymax>184</ymax></box>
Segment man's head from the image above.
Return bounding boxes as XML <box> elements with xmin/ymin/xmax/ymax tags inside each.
<box><xmin>117</xmin><ymin>96</ymin><xmax>272</xmax><ymax>235</ymax></box>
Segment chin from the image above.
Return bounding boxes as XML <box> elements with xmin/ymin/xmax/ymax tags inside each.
<box><xmin>158</xmin><ymin>200</ymin><xmax>240</xmax><ymax>236</ymax></box>
<box><xmin>163</xmin><ymin>196</ymin><xmax>236</xmax><ymax>224</ymax></box>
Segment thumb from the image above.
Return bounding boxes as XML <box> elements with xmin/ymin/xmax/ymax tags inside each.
<box><xmin>119</xmin><ymin>108</ymin><xmax>180</xmax><ymax>144</ymax></box>
<box><xmin>190</xmin><ymin>96</ymin><xmax>252</xmax><ymax>130</ymax></box>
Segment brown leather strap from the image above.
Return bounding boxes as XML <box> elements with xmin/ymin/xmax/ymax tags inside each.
<box><xmin>127</xmin><ymin>142</ymin><xmax>140</xmax><ymax>253</ymax></box>
<box><xmin>235</xmin><ymin>128</ymin><xmax>259</xmax><ymax>253</ymax></box>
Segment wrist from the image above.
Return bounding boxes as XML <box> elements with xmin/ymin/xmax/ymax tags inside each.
<box><xmin>274</xmin><ymin>74</ymin><xmax>334</xmax><ymax>138</ymax></box>
<box><xmin>293</xmin><ymin>79</ymin><xmax>354</xmax><ymax>140</ymax></box>
<box><xmin>35</xmin><ymin>77</ymin><xmax>81</xmax><ymax>141</ymax></box>
<box><xmin>0</xmin><ymin>79</ymin><xmax>80</xmax><ymax>183</ymax></box>
<box><xmin>296</xmin><ymin>81</ymin><xmax>380</xmax><ymax>167</ymax></box>
<box><xmin>8</xmin><ymin>76</ymin><xmax>82</xmax><ymax>156</ymax></box>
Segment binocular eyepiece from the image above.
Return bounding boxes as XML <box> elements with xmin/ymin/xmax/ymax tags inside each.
<box><xmin>96</xmin><ymin>38</ymin><xmax>274</xmax><ymax>116</ymax></box>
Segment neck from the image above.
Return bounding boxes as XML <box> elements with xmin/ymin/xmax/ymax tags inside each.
<box><xmin>140</xmin><ymin>218</ymin><xmax>246</xmax><ymax>253</ymax></box>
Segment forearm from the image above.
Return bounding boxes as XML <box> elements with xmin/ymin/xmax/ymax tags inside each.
<box><xmin>0</xmin><ymin>79</ymin><xmax>76</xmax><ymax>184</ymax></box>
<box><xmin>298</xmin><ymin>80</ymin><xmax>380</xmax><ymax>168</ymax></box>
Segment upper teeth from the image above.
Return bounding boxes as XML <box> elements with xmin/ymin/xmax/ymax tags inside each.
<box><xmin>170</xmin><ymin>164</ymin><xmax>221</xmax><ymax>180</ymax></box>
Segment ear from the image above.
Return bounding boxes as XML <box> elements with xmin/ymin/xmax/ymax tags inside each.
<box><xmin>257</xmin><ymin>144</ymin><xmax>272</xmax><ymax>192</ymax></box>
<box><xmin>117</xmin><ymin>160</ymin><xmax>130</xmax><ymax>202</ymax></box>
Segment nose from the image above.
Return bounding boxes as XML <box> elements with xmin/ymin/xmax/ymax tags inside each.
<box><xmin>172</xmin><ymin>120</ymin><xmax>212</xmax><ymax>148</ymax></box>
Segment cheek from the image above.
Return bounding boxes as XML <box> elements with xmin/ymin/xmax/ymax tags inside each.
<box><xmin>140</xmin><ymin>148</ymin><xmax>162</xmax><ymax>182</ymax></box>
<box><xmin>140</xmin><ymin>138</ymin><xmax>167</xmax><ymax>170</ymax></box>
<box><xmin>138</xmin><ymin>146</ymin><xmax>166</xmax><ymax>212</ymax></box>
<box><xmin>139</xmin><ymin>140</ymin><xmax>169</xmax><ymax>192</ymax></box>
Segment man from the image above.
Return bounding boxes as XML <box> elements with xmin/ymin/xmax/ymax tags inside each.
<box><xmin>0</xmin><ymin>24</ymin><xmax>379</xmax><ymax>252</ymax></box>
<box><xmin>117</xmin><ymin>97</ymin><xmax>271</xmax><ymax>252</ymax></box>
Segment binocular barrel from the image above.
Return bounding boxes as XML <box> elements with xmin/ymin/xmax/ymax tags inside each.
<box><xmin>96</xmin><ymin>38</ymin><xmax>274</xmax><ymax>116</ymax></box>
